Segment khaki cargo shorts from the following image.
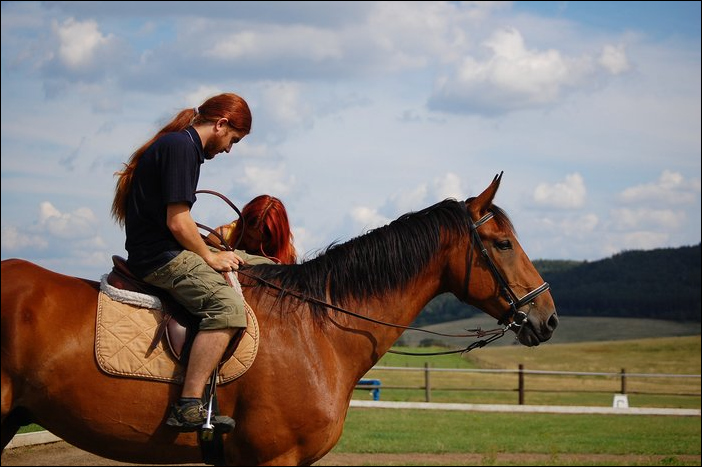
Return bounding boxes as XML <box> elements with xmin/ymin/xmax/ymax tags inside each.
<box><xmin>143</xmin><ymin>249</ymin><xmax>271</xmax><ymax>330</ymax></box>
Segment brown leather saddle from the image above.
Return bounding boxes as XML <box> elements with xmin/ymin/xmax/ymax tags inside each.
<box><xmin>106</xmin><ymin>255</ymin><xmax>241</xmax><ymax>364</ymax></box>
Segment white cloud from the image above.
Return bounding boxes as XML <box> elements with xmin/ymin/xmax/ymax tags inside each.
<box><xmin>481</xmin><ymin>28</ymin><xmax>572</xmax><ymax>99</ymax></box>
<box><xmin>432</xmin><ymin>172</ymin><xmax>465</xmax><ymax>201</ymax></box>
<box><xmin>519</xmin><ymin>212</ymin><xmax>601</xmax><ymax>260</ymax></box>
<box><xmin>1</xmin><ymin>226</ymin><xmax>49</xmax><ymax>251</ymax></box>
<box><xmin>53</xmin><ymin>18</ymin><xmax>112</xmax><ymax>69</ymax></box>
<box><xmin>609</xmin><ymin>207</ymin><xmax>686</xmax><ymax>231</ymax></box>
<box><xmin>386</xmin><ymin>185</ymin><xmax>429</xmax><ymax>215</ymax></box>
<box><xmin>351</xmin><ymin>206</ymin><xmax>391</xmax><ymax>232</ymax></box>
<box><xmin>428</xmin><ymin>27</ymin><xmax>629</xmax><ymax>115</ymax></box>
<box><xmin>533</xmin><ymin>173</ymin><xmax>587</xmax><ymax>209</ymax></box>
<box><xmin>257</xmin><ymin>81</ymin><xmax>316</xmax><ymax>140</ymax></box>
<box><xmin>619</xmin><ymin>170</ymin><xmax>700</xmax><ymax>205</ymax></box>
<box><xmin>184</xmin><ymin>85</ymin><xmax>228</xmax><ymax>108</ymax></box>
<box><xmin>240</xmin><ymin>165</ymin><xmax>296</xmax><ymax>197</ymax></box>
<box><xmin>599</xmin><ymin>44</ymin><xmax>630</xmax><ymax>75</ymax></box>
<box><xmin>347</xmin><ymin>172</ymin><xmax>468</xmax><ymax>235</ymax></box>
<box><xmin>36</xmin><ymin>202</ymin><xmax>99</xmax><ymax>239</ymax></box>
<box><xmin>536</xmin><ymin>212</ymin><xmax>599</xmax><ymax>237</ymax></box>
<box><xmin>208</xmin><ymin>26</ymin><xmax>342</xmax><ymax>62</ymax></box>
<box><xmin>290</xmin><ymin>225</ymin><xmax>316</xmax><ymax>261</ymax></box>
<box><xmin>603</xmin><ymin>231</ymin><xmax>671</xmax><ymax>257</ymax></box>
<box><xmin>1</xmin><ymin>201</ymin><xmax>110</xmax><ymax>277</ymax></box>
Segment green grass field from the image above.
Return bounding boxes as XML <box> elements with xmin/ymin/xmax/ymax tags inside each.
<box><xmin>335</xmin><ymin>409</ymin><xmax>701</xmax><ymax>455</ymax></box>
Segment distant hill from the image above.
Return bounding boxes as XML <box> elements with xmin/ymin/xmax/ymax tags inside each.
<box><xmin>413</xmin><ymin>243</ymin><xmax>701</xmax><ymax>327</ymax></box>
<box><xmin>537</xmin><ymin>243</ymin><xmax>700</xmax><ymax>322</ymax></box>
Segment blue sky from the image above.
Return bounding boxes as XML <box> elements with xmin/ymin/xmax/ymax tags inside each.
<box><xmin>1</xmin><ymin>1</ymin><xmax>700</xmax><ymax>280</ymax></box>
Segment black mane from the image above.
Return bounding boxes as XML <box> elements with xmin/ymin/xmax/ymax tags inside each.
<box><xmin>245</xmin><ymin>198</ymin><xmax>512</xmax><ymax>316</ymax></box>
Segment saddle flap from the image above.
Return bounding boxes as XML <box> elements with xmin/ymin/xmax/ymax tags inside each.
<box><xmin>165</xmin><ymin>313</ymin><xmax>193</xmax><ymax>361</ymax></box>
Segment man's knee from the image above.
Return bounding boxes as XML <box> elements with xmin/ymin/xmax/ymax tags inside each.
<box><xmin>199</xmin><ymin>300</ymin><xmax>247</xmax><ymax>330</ymax></box>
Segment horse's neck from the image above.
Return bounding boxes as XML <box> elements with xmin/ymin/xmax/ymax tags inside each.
<box><xmin>248</xmin><ymin>247</ymin><xmax>451</xmax><ymax>381</ymax></box>
<box><xmin>329</xmin><ymin>262</ymin><xmax>445</xmax><ymax>376</ymax></box>
<box><xmin>370</xmin><ymin>276</ymin><xmax>440</xmax><ymax>327</ymax></box>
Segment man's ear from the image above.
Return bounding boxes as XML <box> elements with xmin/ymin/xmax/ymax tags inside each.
<box><xmin>214</xmin><ymin>118</ymin><xmax>230</xmax><ymax>133</ymax></box>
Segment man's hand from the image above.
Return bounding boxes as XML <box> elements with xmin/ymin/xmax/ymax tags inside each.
<box><xmin>207</xmin><ymin>250</ymin><xmax>245</xmax><ymax>272</ymax></box>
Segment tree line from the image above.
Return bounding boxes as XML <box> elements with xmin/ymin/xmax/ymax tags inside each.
<box><xmin>413</xmin><ymin>243</ymin><xmax>701</xmax><ymax>326</ymax></box>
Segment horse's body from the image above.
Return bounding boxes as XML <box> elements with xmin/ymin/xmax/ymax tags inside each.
<box><xmin>1</xmin><ymin>175</ymin><xmax>557</xmax><ymax>465</ymax></box>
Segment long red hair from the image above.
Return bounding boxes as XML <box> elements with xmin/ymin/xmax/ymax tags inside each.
<box><xmin>228</xmin><ymin>195</ymin><xmax>297</xmax><ymax>264</ymax></box>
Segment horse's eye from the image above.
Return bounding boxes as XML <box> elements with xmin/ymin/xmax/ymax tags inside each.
<box><xmin>495</xmin><ymin>240</ymin><xmax>512</xmax><ymax>250</ymax></box>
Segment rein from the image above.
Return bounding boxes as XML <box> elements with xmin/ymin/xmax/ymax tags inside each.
<box><xmin>197</xmin><ymin>190</ymin><xmax>549</xmax><ymax>356</ymax></box>
<box><xmin>236</xmin><ymin>267</ymin><xmax>514</xmax><ymax>356</ymax></box>
<box><xmin>195</xmin><ymin>189</ymin><xmax>246</xmax><ymax>251</ymax></box>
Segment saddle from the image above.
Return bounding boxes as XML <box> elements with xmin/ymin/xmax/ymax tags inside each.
<box><xmin>106</xmin><ymin>255</ymin><xmax>241</xmax><ymax>364</ymax></box>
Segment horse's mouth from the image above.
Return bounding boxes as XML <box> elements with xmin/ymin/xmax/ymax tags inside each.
<box><xmin>515</xmin><ymin>326</ymin><xmax>542</xmax><ymax>346</ymax></box>
<box><xmin>514</xmin><ymin>312</ymin><xmax>558</xmax><ymax>347</ymax></box>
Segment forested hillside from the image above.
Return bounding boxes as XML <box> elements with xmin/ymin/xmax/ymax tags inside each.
<box><xmin>413</xmin><ymin>243</ymin><xmax>701</xmax><ymax>326</ymax></box>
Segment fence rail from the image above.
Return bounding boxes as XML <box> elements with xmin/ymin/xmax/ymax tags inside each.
<box><xmin>355</xmin><ymin>363</ymin><xmax>701</xmax><ymax>404</ymax></box>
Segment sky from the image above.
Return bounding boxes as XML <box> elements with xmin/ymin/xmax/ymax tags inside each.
<box><xmin>1</xmin><ymin>1</ymin><xmax>700</xmax><ymax>281</ymax></box>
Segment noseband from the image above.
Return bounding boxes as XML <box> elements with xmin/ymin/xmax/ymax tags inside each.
<box><xmin>468</xmin><ymin>211</ymin><xmax>551</xmax><ymax>327</ymax></box>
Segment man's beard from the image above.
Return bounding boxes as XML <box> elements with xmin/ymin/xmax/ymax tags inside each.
<box><xmin>203</xmin><ymin>141</ymin><xmax>218</xmax><ymax>159</ymax></box>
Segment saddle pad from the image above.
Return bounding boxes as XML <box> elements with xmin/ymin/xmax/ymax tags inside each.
<box><xmin>95</xmin><ymin>291</ymin><xmax>259</xmax><ymax>384</ymax></box>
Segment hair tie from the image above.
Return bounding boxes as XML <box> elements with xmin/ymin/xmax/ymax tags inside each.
<box><xmin>193</xmin><ymin>107</ymin><xmax>199</xmax><ymax>115</ymax></box>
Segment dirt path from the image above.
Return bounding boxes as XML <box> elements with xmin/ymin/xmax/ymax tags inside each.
<box><xmin>2</xmin><ymin>441</ymin><xmax>700</xmax><ymax>466</ymax></box>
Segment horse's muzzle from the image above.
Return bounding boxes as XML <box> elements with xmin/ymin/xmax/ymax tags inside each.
<box><xmin>515</xmin><ymin>310</ymin><xmax>559</xmax><ymax>346</ymax></box>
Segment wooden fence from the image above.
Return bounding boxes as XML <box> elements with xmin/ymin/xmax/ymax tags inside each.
<box><xmin>355</xmin><ymin>364</ymin><xmax>701</xmax><ymax>404</ymax></box>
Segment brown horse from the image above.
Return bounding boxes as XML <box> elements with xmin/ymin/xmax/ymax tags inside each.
<box><xmin>1</xmin><ymin>173</ymin><xmax>557</xmax><ymax>465</ymax></box>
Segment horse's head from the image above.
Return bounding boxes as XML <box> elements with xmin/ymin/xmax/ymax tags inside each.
<box><xmin>456</xmin><ymin>172</ymin><xmax>558</xmax><ymax>346</ymax></box>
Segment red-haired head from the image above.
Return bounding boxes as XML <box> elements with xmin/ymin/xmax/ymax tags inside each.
<box><xmin>230</xmin><ymin>195</ymin><xmax>297</xmax><ymax>264</ymax></box>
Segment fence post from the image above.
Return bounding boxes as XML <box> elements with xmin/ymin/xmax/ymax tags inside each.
<box><xmin>518</xmin><ymin>364</ymin><xmax>525</xmax><ymax>405</ymax></box>
<box><xmin>620</xmin><ymin>368</ymin><xmax>627</xmax><ymax>394</ymax></box>
<box><xmin>424</xmin><ymin>362</ymin><xmax>431</xmax><ymax>402</ymax></box>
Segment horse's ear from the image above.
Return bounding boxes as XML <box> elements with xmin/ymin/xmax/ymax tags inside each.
<box><xmin>466</xmin><ymin>171</ymin><xmax>503</xmax><ymax>216</ymax></box>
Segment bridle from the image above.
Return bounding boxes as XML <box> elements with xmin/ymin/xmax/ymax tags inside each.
<box><xmin>389</xmin><ymin>208</ymin><xmax>552</xmax><ymax>356</ymax></box>
<box><xmin>468</xmin><ymin>211</ymin><xmax>551</xmax><ymax>327</ymax></box>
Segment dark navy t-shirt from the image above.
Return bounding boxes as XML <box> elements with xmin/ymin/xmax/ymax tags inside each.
<box><xmin>125</xmin><ymin>127</ymin><xmax>205</xmax><ymax>277</ymax></box>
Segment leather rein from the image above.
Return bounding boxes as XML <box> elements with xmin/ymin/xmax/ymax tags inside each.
<box><xmin>196</xmin><ymin>190</ymin><xmax>550</xmax><ymax>356</ymax></box>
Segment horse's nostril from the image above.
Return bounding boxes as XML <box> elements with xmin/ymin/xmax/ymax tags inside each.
<box><xmin>548</xmin><ymin>312</ymin><xmax>559</xmax><ymax>331</ymax></box>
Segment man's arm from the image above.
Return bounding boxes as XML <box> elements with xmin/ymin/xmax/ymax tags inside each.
<box><xmin>167</xmin><ymin>203</ymin><xmax>243</xmax><ymax>271</ymax></box>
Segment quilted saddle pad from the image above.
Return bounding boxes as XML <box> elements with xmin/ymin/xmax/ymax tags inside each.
<box><xmin>95</xmin><ymin>291</ymin><xmax>259</xmax><ymax>385</ymax></box>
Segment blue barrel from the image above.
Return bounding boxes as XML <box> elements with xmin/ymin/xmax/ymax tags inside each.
<box><xmin>357</xmin><ymin>379</ymin><xmax>381</xmax><ymax>400</ymax></box>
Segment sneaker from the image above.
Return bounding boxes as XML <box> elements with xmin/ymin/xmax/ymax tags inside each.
<box><xmin>166</xmin><ymin>400</ymin><xmax>236</xmax><ymax>433</ymax></box>
<box><xmin>166</xmin><ymin>400</ymin><xmax>207</xmax><ymax>431</ymax></box>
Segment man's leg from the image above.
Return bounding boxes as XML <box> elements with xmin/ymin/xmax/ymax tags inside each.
<box><xmin>146</xmin><ymin>251</ymin><xmax>247</xmax><ymax>431</ymax></box>
<box><xmin>181</xmin><ymin>328</ymin><xmax>237</xmax><ymax>398</ymax></box>
<box><xmin>167</xmin><ymin>327</ymin><xmax>241</xmax><ymax>431</ymax></box>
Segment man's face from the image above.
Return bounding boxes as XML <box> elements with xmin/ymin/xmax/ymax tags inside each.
<box><xmin>204</xmin><ymin>123</ymin><xmax>247</xmax><ymax>160</ymax></box>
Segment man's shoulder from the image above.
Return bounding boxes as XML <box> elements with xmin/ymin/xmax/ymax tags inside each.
<box><xmin>155</xmin><ymin>131</ymin><xmax>189</xmax><ymax>147</ymax></box>
<box><xmin>150</xmin><ymin>132</ymin><xmax>195</xmax><ymax>162</ymax></box>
